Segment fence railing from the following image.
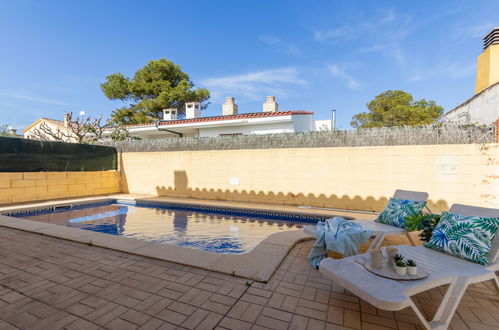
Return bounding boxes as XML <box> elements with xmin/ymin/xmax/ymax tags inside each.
<box><xmin>101</xmin><ymin>125</ymin><xmax>496</xmax><ymax>153</ymax></box>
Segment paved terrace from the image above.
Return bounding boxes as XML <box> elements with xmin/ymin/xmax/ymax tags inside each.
<box><xmin>0</xmin><ymin>226</ymin><xmax>498</xmax><ymax>330</ymax></box>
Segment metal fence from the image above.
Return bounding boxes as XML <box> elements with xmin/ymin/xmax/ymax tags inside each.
<box><xmin>102</xmin><ymin>125</ymin><xmax>496</xmax><ymax>153</ymax></box>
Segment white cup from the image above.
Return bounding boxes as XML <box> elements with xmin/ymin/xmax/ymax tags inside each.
<box><xmin>370</xmin><ymin>249</ymin><xmax>384</xmax><ymax>269</ymax></box>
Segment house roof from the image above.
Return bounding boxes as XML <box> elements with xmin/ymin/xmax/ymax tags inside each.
<box><xmin>22</xmin><ymin>118</ymin><xmax>68</xmax><ymax>133</ymax></box>
<box><xmin>125</xmin><ymin>110</ymin><xmax>314</xmax><ymax>128</ymax></box>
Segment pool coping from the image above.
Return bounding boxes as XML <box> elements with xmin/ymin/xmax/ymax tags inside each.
<box><xmin>0</xmin><ymin>195</ymin><xmax>354</xmax><ymax>282</ymax></box>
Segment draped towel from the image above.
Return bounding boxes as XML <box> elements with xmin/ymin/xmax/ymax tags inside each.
<box><xmin>308</xmin><ymin>217</ymin><xmax>372</xmax><ymax>268</ymax></box>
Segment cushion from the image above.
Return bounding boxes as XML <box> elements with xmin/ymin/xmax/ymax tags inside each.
<box><xmin>424</xmin><ymin>212</ymin><xmax>499</xmax><ymax>265</ymax></box>
<box><xmin>375</xmin><ymin>198</ymin><xmax>426</xmax><ymax>228</ymax></box>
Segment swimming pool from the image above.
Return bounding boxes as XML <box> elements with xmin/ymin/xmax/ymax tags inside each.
<box><xmin>10</xmin><ymin>200</ymin><xmax>320</xmax><ymax>254</ymax></box>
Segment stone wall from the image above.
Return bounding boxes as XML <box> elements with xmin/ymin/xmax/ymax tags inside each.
<box><xmin>120</xmin><ymin>144</ymin><xmax>499</xmax><ymax>212</ymax></box>
<box><xmin>0</xmin><ymin>171</ymin><xmax>121</xmax><ymax>204</ymax></box>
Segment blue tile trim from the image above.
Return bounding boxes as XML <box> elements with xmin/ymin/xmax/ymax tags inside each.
<box><xmin>133</xmin><ymin>200</ymin><xmax>328</xmax><ymax>223</ymax></box>
<box><xmin>3</xmin><ymin>199</ymin><xmax>115</xmax><ymax>217</ymax></box>
<box><xmin>3</xmin><ymin>198</ymin><xmax>329</xmax><ymax>223</ymax></box>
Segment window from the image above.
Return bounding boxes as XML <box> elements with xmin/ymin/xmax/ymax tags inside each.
<box><xmin>219</xmin><ymin>133</ymin><xmax>243</xmax><ymax>137</ymax></box>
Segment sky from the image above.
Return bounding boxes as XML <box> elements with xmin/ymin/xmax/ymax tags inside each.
<box><xmin>0</xmin><ymin>0</ymin><xmax>498</xmax><ymax>131</ymax></box>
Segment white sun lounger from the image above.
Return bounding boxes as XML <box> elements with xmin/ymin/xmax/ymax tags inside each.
<box><xmin>303</xmin><ymin>189</ymin><xmax>429</xmax><ymax>250</ymax></box>
<box><xmin>318</xmin><ymin>204</ymin><xmax>499</xmax><ymax>330</ymax></box>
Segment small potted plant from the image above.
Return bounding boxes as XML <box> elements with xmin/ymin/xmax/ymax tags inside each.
<box><xmin>393</xmin><ymin>254</ymin><xmax>404</xmax><ymax>266</ymax></box>
<box><xmin>394</xmin><ymin>260</ymin><xmax>407</xmax><ymax>275</ymax></box>
<box><xmin>403</xmin><ymin>212</ymin><xmax>442</xmax><ymax>242</ymax></box>
<box><xmin>406</xmin><ymin>259</ymin><xmax>417</xmax><ymax>275</ymax></box>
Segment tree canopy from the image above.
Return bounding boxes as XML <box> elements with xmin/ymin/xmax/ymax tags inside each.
<box><xmin>0</xmin><ymin>124</ymin><xmax>10</xmax><ymax>137</ymax></box>
<box><xmin>351</xmin><ymin>90</ymin><xmax>443</xmax><ymax>128</ymax></box>
<box><xmin>101</xmin><ymin>58</ymin><xmax>210</xmax><ymax>125</ymax></box>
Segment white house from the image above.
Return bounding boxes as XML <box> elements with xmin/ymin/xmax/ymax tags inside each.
<box><xmin>123</xmin><ymin>96</ymin><xmax>325</xmax><ymax>139</ymax></box>
<box><xmin>22</xmin><ymin>96</ymin><xmax>331</xmax><ymax>142</ymax></box>
<box><xmin>23</xmin><ymin>116</ymin><xmax>78</xmax><ymax>142</ymax></box>
<box><xmin>443</xmin><ymin>82</ymin><xmax>499</xmax><ymax>125</ymax></box>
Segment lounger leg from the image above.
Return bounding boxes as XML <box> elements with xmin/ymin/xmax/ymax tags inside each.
<box><xmin>408</xmin><ymin>300</ymin><xmax>432</xmax><ymax>330</ymax></box>
<box><xmin>428</xmin><ymin>277</ymin><xmax>469</xmax><ymax>330</ymax></box>
<box><xmin>368</xmin><ymin>233</ymin><xmax>386</xmax><ymax>250</ymax></box>
<box><xmin>406</xmin><ymin>278</ymin><xmax>468</xmax><ymax>330</ymax></box>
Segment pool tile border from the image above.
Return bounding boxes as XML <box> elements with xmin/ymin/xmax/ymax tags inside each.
<box><xmin>3</xmin><ymin>198</ymin><xmax>333</xmax><ymax>223</ymax></box>
<box><xmin>1</xmin><ymin>199</ymin><xmax>115</xmax><ymax>217</ymax></box>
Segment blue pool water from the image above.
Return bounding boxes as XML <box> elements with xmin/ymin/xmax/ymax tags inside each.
<box><xmin>17</xmin><ymin>202</ymin><xmax>313</xmax><ymax>254</ymax></box>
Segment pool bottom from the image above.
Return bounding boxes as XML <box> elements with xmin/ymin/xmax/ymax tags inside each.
<box><xmin>15</xmin><ymin>202</ymin><xmax>311</xmax><ymax>254</ymax></box>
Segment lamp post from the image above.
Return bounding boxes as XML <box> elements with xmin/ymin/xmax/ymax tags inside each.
<box><xmin>331</xmin><ymin>109</ymin><xmax>336</xmax><ymax>130</ymax></box>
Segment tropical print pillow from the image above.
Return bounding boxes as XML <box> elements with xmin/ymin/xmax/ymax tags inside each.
<box><xmin>424</xmin><ymin>212</ymin><xmax>499</xmax><ymax>265</ymax></box>
<box><xmin>375</xmin><ymin>198</ymin><xmax>426</xmax><ymax>228</ymax></box>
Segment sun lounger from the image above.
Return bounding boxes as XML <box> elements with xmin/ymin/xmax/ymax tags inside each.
<box><xmin>318</xmin><ymin>204</ymin><xmax>499</xmax><ymax>330</ymax></box>
<box><xmin>303</xmin><ymin>190</ymin><xmax>429</xmax><ymax>250</ymax></box>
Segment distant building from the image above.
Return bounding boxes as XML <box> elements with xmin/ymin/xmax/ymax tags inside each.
<box><xmin>313</xmin><ymin>120</ymin><xmax>333</xmax><ymax>131</ymax></box>
<box><xmin>122</xmin><ymin>96</ymin><xmax>324</xmax><ymax>139</ymax></box>
<box><xmin>22</xmin><ymin>96</ymin><xmax>329</xmax><ymax>141</ymax></box>
<box><xmin>443</xmin><ymin>27</ymin><xmax>499</xmax><ymax>125</ymax></box>
<box><xmin>3</xmin><ymin>127</ymin><xmax>23</xmax><ymax>138</ymax></box>
<box><xmin>23</xmin><ymin>115</ymin><xmax>78</xmax><ymax>142</ymax></box>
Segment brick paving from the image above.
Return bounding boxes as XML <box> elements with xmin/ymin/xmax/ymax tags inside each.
<box><xmin>0</xmin><ymin>227</ymin><xmax>497</xmax><ymax>329</ymax></box>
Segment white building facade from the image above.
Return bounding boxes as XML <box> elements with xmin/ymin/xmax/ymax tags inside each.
<box><xmin>124</xmin><ymin>96</ymin><xmax>322</xmax><ymax>139</ymax></box>
<box><xmin>126</xmin><ymin>110</ymin><xmax>315</xmax><ymax>139</ymax></box>
<box><xmin>443</xmin><ymin>82</ymin><xmax>499</xmax><ymax>125</ymax></box>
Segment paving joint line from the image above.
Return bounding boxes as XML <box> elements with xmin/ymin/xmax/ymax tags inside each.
<box><xmin>211</xmin><ymin>279</ymin><xmax>255</xmax><ymax>329</ymax></box>
<box><xmin>0</xmin><ymin>282</ymin><xmax>104</xmax><ymax>330</ymax></box>
<box><xmin>0</xmin><ymin>227</ymin><xmax>259</xmax><ymax>329</ymax></box>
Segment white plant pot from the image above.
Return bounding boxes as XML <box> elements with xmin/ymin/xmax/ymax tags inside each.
<box><xmin>407</xmin><ymin>266</ymin><xmax>417</xmax><ymax>276</ymax></box>
<box><xmin>394</xmin><ymin>265</ymin><xmax>407</xmax><ymax>276</ymax></box>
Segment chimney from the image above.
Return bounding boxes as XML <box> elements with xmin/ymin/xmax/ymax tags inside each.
<box><xmin>163</xmin><ymin>108</ymin><xmax>178</xmax><ymax>120</ymax></box>
<box><xmin>483</xmin><ymin>27</ymin><xmax>499</xmax><ymax>51</ymax></box>
<box><xmin>475</xmin><ymin>27</ymin><xmax>499</xmax><ymax>94</ymax></box>
<box><xmin>185</xmin><ymin>102</ymin><xmax>201</xmax><ymax>119</ymax></box>
<box><xmin>222</xmin><ymin>97</ymin><xmax>238</xmax><ymax>116</ymax></box>
<box><xmin>262</xmin><ymin>96</ymin><xmax>278</xmax><ymax>112</ymax></box>
<box><xmin>63</xmin><ymin>113</ymin><xmax>70</xmax><ymax>127</ymax></box>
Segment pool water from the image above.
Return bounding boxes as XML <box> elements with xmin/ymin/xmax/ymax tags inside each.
<box><xmin>20</xmin><ymin>203</ymin><xmax>309</xmax><ymax>254</ymax></box>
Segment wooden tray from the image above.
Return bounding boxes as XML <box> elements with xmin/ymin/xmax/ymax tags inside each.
<box><xmin>363</xmin><ymin>262</ymin><xmax>428</xmax><ymax>281</ymax></box>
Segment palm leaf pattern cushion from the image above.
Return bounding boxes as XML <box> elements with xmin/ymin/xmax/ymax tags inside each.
<box><xmin>375</xmin><ymin>198</ymin><xmax>426</xmax><ymax>228</ymax></box>
<box><xmin>424</xmin><ymin>212</ymin><xmax>499</xmax><ymax>265</ymax></box>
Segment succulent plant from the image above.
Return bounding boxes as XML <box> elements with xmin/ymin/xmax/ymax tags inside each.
<box><xmin>395</xmin><ymin>260</ymin><xmax>406</xmax><ymax>267</ymax></box>
<box><xmin>393</xmin><ymin>254</ymin><xmax>404</xmax><ymax>262</ymax></box>
<box><xmin>406</xmin><ymin>259</ymin><xmax>416</xmax><ymax>267</ymax></box>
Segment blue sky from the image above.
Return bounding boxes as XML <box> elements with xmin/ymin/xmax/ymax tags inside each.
<box><xmin>0</xmin><ymin>0</ymin><xmax>497</xmax><ymax>130</ymax></box>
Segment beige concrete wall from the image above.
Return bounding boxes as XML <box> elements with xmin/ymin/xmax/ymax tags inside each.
<box><xmin>0</xmin><ymin>171</ymin><xmax>121</xmax><ymax>204</ymax></box>
<box><xmin>120</xmin><ymin>144</ymin><xmax>499</xmax><ymax>212</ymax></box>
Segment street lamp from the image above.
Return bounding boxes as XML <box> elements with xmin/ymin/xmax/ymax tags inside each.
<box><xmin>331</xmin><ymin>109</ymin><xmax>336</xmax><ymax>130</ymax></box>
